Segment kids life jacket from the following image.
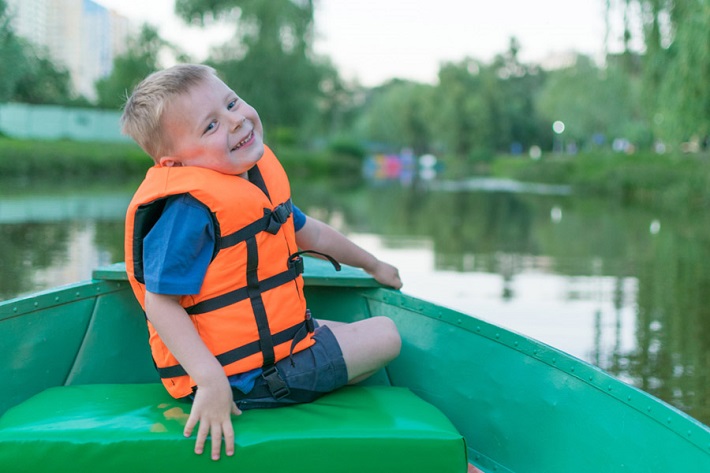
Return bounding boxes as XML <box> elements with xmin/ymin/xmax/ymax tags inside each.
<box><xmin>125</xmin><ymin>147</ymin><xmax>318</xmax><ymax>399</ymax></box>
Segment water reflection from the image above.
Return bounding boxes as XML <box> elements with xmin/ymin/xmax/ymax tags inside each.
<box><xmin>292</xmin><ymin>180</ymin><xmax>710</xmax><ymax>425</ymax></box>
<box><xmin>0</xmin><ymin>191</ymin><xmax>128</xmax><ymax>298</ymax></box>
<box><xmin>1</xmin><ymin>179</ymin><xmax>709</xmax><ymax>426</ymax></box>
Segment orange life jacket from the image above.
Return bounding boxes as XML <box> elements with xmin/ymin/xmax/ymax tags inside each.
<box><xmin>124</xmin><ymin>147</ymin><xmax>315</xmax><ymax>399</ymax></box>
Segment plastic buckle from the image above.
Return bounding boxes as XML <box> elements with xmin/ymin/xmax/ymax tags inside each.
<box><xmin>289</xmin><ymin>255</ymin><xmax>304</xmax><ymax>275</ymax></box>
<box><xmin>273</xmin><ymin>202</ymin><xmax>291</xmax><ymax>223</ymax></box>
<box><xmin>305</xmin><ymin>309</ymin><xmax>315</xmax><ymax>333</ymax></box>
<box><xmin>262</xmin><ymin>365</ymin><xmax>290</xmax><ymax>400</ymax></box>
<box><xmin>265</xmin><ymin>203</ymin><xmax>291</xmax><ymax>235</ymax></box>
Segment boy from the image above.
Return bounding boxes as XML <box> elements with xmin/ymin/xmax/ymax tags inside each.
<box><xmin>120</xmin><ymin>64</ymin><xmax>402</xmax><ymax>461</ymax></box>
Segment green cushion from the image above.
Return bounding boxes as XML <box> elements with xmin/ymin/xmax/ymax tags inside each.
<box><xmin>0</xmin><ymin>384</ymin><xmax>466</xmax><ymax>473</ymax></box>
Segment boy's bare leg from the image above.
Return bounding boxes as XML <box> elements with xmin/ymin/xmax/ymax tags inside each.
<box><xmin>319</xmin><ymin>317</ymin><xmax>401</xmax><ymax>383</ymax></box>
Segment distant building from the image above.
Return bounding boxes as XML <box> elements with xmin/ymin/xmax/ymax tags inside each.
<box><xmin>6</xmin><ymin>0</ymin><xmax>131</xmax><ymax>100</ymax></box>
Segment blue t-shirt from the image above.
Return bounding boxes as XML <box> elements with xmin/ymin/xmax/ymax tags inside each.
<box><xmin>143</xmin><ymin>193</ymin><xmax>307</xmax><ymax>393</ymax></box>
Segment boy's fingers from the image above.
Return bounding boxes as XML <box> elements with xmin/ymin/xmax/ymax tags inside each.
<box><xmin>184</xmin><ymin>413</ymin><xmax>197</xmax><ymax>437</ymax></box>
<box><xmin>210</xmin><ymin>424</ymin><xmax>222</xmax><ymax>460</ymax></box>
<box><xmin>195</xmin><ymin>422</ymin><xmax>210</xmax><ymax>455</ymax></box>
<box><xmin>223</xmin><ymin>421</ymin><xmax>235</xmax><ymax>457</ymax></box>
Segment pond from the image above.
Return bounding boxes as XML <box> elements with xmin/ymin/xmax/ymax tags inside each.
<box><xmin>1</xmin><ymin>175</ymin><xmax>708</xmax><ymax>427</ymax></box>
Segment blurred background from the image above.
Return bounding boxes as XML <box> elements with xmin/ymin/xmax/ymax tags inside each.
<box><xmin>1</xmin><ymin>0</ymin><xmax>709</xmax><ymax>425</ymax></box>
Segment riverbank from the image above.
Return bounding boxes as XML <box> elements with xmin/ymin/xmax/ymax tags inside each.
<box><xmin>3</xmin><ymin>137</ymin><xmax>708</xmax><ymax>214</ymax></box>
<box><xmin>490</xmin><ymin>151</ymin><xmax>710</xmax><ymax>214</ymax></box>
<box><xmin>0</xmin><ymin>138</ymin><xmax>360</xmax><ymax>184</ymax></box>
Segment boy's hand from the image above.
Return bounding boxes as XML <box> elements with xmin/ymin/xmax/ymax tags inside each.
<box><xmin>184</xmin><ymin>377</ymin><xmax>242</xmax><ymax>460</ymax></box>
<box><xmin>367</xmin><ymin>260</ymin><xmax>403</xmax><ymax>289</ymax></box>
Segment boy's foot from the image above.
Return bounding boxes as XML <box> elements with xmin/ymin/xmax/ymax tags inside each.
<box><xmin>467</xmin><ymin>464</ymin><xmax>484</xmax><ymax>473</ymax></box>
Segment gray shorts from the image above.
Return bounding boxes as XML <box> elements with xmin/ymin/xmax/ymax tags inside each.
<box><xmin>234</xmin><ymin>325</ymin><xmax>349</xmax><ymax>410</ymax></box>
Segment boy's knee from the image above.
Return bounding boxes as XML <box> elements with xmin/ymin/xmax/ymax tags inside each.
<box><xmin>373</xmin><ymin>316</ymin><xmax>401</xmax><ymax>360</ymax></box>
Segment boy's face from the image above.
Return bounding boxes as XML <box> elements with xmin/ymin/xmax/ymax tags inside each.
<box><xmin>159</xmin><ymin>74</ymin><xmax>265</xmax><ymax>176</ymax></box>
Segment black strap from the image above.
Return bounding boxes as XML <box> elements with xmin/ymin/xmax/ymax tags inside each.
<box><xmin>289</xmin><ymin>250</ymin><xmax>341</xmax><ymax>272</ymax></box>
<box><xmin>245</xmin><ymin>237</ymin><xmax>277</xmax><ymax>368</ymax></box>
<box><xmin>157</xmin><ymin>319</ymin><xmax>310</xmax><ymax>379</ymax></box>
<box><xmin>219</xmin><ymin>199</ymin><xmax>292</xmax><ymax>249</ymax></box>
<box><xmin>185</xmin><ymin>264</ymin><xmax>301</xmax><ymax>315</ymax></box>
<box><xmin>247</xmin><ymin>165</ymin><xmax>271</xmax><ymax>201</ymax></box>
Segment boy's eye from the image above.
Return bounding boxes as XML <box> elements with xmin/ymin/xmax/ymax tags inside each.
<box><xmin>228</xmin><ymin>100</ymin><xmax>237</xmax><ymax>110</ymax></box>
<box><xmin>204</xmin><ymin>121</ymin><xmax>216</xmax><ymax>133</ymax></box>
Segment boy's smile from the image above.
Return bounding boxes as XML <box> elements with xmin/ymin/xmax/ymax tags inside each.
<box><xmin>159</xmin><ymin>74</ymin><xmax>265</xmax><ymax>176</ymax></box>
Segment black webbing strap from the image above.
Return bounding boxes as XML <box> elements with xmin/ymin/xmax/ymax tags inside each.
<box><xmin>245</xmin><ymin>237</ymin><xmax>276</xmax><ymax>369</ymax></box>
<box><xmin>157</xmin><ymin>319</ymin><xmax>310</xmax><ymax>379</ymax></box>
<box><xmin>219</xmin><ymin>199</ymin><xmax>292</xmax><ymax>250</ymax></box>
<box><xmin>184</xmin><ymin>263</ymin><xmax>302</xmax><ymax>315</ymax></box>
<box><xmin>289</xmin><ymin>250</ymin><xmax>342</xmax><ymax>272</ymax></box>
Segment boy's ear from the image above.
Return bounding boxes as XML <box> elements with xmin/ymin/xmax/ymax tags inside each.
<box><xmin>159</xmin><ymin>157</ymin><xmax>182</xmax><ymax>167</ymax></box>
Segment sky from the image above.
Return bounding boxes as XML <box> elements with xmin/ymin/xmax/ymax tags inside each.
<box><xmin>95</xmin><ymin>0</ymin><xmax>612</xmax><ymax>86</ymax></box>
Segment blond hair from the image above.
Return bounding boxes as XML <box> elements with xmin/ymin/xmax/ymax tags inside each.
<box><xmin>121</xmin><ymin>64</ymin><xmax>217</xmax><ymax>161</ymax></box>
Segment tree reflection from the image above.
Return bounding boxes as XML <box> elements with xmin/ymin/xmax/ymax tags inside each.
<box><xmin>0</xmin><ymin>223</ymin><xmax>70</xmax><ymax>299</ymax></box>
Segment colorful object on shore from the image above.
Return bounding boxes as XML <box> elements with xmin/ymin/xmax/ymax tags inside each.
<box><xmin>1</xmin><ymin>259</ymin><xmax>709</xmax><ymax>472</ymax></box>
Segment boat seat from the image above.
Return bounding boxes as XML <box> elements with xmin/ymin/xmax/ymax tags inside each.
<box><xmin>0</xmin><ymin>383</ymin><xmax>466</xmax><ymax>473</ymax></box>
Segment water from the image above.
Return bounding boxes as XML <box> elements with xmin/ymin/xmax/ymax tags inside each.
<box><xmin>1</xmin><ymin>176</ymin><xmax>708</xmax><ymax>426</ymax></box>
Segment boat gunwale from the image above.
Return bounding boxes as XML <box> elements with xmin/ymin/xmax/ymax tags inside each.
<box><xmin>0</xmin><ymin>279</ymin><xmax>127</xmax><ymax>321</ymax></box>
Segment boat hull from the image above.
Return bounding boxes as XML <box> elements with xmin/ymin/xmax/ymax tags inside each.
<box><xmin>2</xmin><ymin>259</ymin><xmax>709</xmax><ymax>472</ymax></box>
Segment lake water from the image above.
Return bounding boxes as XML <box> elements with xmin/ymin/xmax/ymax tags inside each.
<box><xmin>1</xmin><ymin>175</ymin><xmax>708</xmax><ymax>426</ymax></box>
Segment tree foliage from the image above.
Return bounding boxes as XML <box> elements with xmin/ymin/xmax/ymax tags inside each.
<box><xmin>353</xmin><ymin>39</ymin><xmax>550</xmax><ymax>163</ymax></box>
<box><xmin>0</xmin><ymin>0</ymin><xmax>73</xmax><ymax>104</ymax></box>
<box><xmin>614</xmin><ymin>0</ymin><xmax>710</xmax><ymax>143</ymax></box>
<box><xmin>174</xmin><ymin>0</ymin><xmax>333</xmax><ymax>138</ymax></box>
<box><xmin>0</xmin><ymin>0</ymin><xmax>25</xmax><ymax>101</ymax></box>
<box><xmin>94</xmin><ymin>25</ymin><xmax>170</xmax><ymax>109</ymax></box>
<box><xmin>536</xmin><ymin>54</ymin><xmax>650</xmax><ymax>148</ymax></box>
<box><xmin>353</xmin><ymin>80</ymin><xmax>435</xmax><ymax>155</ymax></box>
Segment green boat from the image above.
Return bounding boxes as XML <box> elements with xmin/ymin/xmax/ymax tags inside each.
<box><xmin>2</xmin><ymin>258</ymin><xmax>709</xmax><ymax>472</ymax></box>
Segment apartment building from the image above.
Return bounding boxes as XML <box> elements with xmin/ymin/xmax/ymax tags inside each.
<box><xmin>7</xmin><ymin>0</ymin><xmax>131</xmax><ymax>100</ymax></box>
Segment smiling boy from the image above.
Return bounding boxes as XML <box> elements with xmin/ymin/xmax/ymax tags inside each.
<box><xmin>121</xmin><ymin>64</ymin><xmax>402</xmax><ymax>460</ymax></box>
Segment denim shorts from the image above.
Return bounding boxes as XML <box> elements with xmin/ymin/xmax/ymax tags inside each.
<box><xmin>234</xmin><ymin>325</ymin><xmax>349</xmax><ymax>410</ymax></box>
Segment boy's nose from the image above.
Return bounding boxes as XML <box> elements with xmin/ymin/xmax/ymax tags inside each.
<box><xmin>231</xmin><ymin>115</ymin><xmax>246</xmax><ymax>130</ymax></box>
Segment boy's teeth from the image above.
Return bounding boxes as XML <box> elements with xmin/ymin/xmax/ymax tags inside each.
<box><xmin>234</xmin><ymin>131</ymin><xmax>252</xmax><ymax>149</ymax></box>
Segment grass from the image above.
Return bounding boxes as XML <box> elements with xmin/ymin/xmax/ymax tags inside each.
<box><xmin>489</xmin><ymin>151</ymin><xmax>710</xmax><ymax>213</ymax></box>
<box><xmin>0</xmin><ymin>138</ymin><xmax>151</xmax><ymax>181</ymax></box>
<box><xmin>0</xmin><ymin>138</ymin><xmax>362</xmax><ymax>185</ymax></box>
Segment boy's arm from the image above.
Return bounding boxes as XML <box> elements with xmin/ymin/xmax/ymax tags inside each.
<box><xmin>144</xmin><ymin>291</ymin><xmax>240</xmax><ymax>461</ymax></box>
<box><xmin>295</xmin><ymin>216</ymin><xmax>402</xmax><ymax>289</ymax></box>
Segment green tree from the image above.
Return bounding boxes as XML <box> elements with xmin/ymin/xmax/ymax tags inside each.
<box><xmin>489</xmin><ymin>38</ymin><xmax>549</xmax><ymax>152</ymax></box>
<box><xmin>611</xmin><ymin>0</ymin><xmax>710</xmax><ymax>145</ymax></box>
<box><xmin>654</xmin><ymin>1</ymin><xmax>710</xmax><ymax>143</ymax></box>
<box><xmin>1</xmin><ymin>0</ymin><xmax>75</xmax><ymax>105</ymax></box>
<box><xmin>0</xmin><ymin>0</ymin><xmax>27</xmax><ymax>101</ymax></box>
<box><xmin>434</xmin><ymin>58</ymin><xmax>497</xmax><ymax>162</ymax></box>
<box><xmin>13</xmin><ymin>51</ymin><xmax>74</xmax><ymax>104</ymax></box>
<box><xmin>536</xmin><ymin>54</ymin><xmax>649</xmax><ymax>149</ymax></box>
<box><xmin>353</xmin><ymin>79</ymin><xmax>436</xmax><ymax>155</ymax></box>
<box><xmin>95</xmin><ymin>25</ymin><xmax>170</xmax><ymax>109</ymax></box>
<box><xmin>174</xmin><ymin>0</ymin><xmax>334</xmax><ymax>139</ymax></box>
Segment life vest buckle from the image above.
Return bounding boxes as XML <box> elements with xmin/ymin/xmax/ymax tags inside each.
<box><xmin>265</xmin><ymin>202</ymin><xmax>292</xmax><ymax>234</ymax></box>
<box><xmin>262</xmin><ymin>365</ymin><xmax>290</xmax><ymax>400</ymax></box>
<box><xmin>289</xmin><ymin>254</ymin><xmax>305</xmax><ymax>275</ymax></box>
<box><xmin>305</xmin><ymin>309</ymin><xmax>315</xmax><ymax>333</ymax></box>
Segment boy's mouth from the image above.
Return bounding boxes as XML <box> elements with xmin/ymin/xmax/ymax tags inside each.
<box><xmin>232</xmin><ymin>131</ymin><xmax>254</xmax><ymax>151</ymax></box>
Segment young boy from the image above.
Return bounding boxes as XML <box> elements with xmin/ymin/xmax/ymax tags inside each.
<box><xmin>120</xmin><ymin>64</ymin><xmax>402</xmax><ymax>461</ymax></box>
